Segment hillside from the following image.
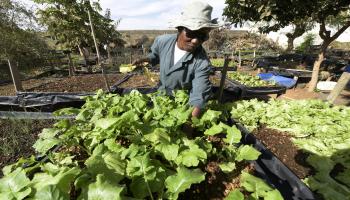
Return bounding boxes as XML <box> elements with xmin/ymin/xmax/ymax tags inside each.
<box><xmin>119</xmin><ymin>30</ymin><xmax>177</xmax><ymax>48</ymax></box>
<box><xmin>119</xmin><ymin>29</ymin><xmax>282</xmax><ymax>52</ymax></box>
<box><xmin>330</xmin><ymin>41</ymin><xmax>350</xmax><ymax>50</ymax></box>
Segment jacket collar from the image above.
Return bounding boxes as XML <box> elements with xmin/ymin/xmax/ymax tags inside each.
<box><xmin>166</xmin><ymin>39</ymin><xmax>200</xmax><ymax>75</ymax></box>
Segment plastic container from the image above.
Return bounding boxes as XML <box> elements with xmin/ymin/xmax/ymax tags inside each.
<box><xmin>224</xmin><ymin>78</ymin><xmax>286</xmax><ymax>97</ymax></box>
<box><xmin>258</xmin><ymin>73</ymin><xmax>297</xmax><ymax>88</ymax></box>
<box><xmin>316</xmin><ymin>81</ymin><xmax>337</xmax><ymax>91</ymax></box>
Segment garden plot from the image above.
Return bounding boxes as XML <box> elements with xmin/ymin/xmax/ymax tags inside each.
<box><xmin>0</xmin><ymin>90</ymin><xmax>289</xmax><ymax>200</ymax></box>
<box><xmin>0</xmin><ymin>71</ymin><xmax>345</xmax><ymax>199</ymax></box>
<box><xmin>231</xmin><ymin>98</ymin><xmax>350</xmax><ymax>200</ymax></box>
<box><xmin>0</xmin><ymin>73</ymin><xmax>159</xmax><ymax>96</ymax></box>
<box><xmin>227</xmin><ymin>72</ymin><xmax>277</xmax><ymax>87</ymax></box>
<box><xmin>222</xmin><ymin>72</ymin><xmax>286</xmax><ymax>98</ymax></box>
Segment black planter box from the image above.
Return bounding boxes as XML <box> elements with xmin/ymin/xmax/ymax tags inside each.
<box><xmin>0</xmin><ymin>88</ymin><xmax>317</xmax><ymax>200</ymax></box>
<box><xmin>0</xmin><ymin>92</ymin><xmax>91</xmax><ymax>112</ymax></box>
<box><xmin>226</xmin><ymin>79</ymin><xmax>286</xmax><ymax>97</ymax></box>
<box><xmin>236</xmin><ymin>122</ymin><xmax>317</xmax><ymax>200</ymax></box>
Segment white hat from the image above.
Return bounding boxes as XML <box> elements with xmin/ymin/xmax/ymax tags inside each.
<box><xmin>170</xmin><ymin>1</ymin><xmax>220</xmax><ymax>30</ymax></box>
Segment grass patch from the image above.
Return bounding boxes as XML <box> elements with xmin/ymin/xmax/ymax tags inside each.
<box><xmin>0</xmin><ymin>118</ymin><xmax>56</xmax><ymax>173</ymax></box>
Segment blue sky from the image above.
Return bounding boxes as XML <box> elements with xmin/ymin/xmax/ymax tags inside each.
<box><xmin>22</xmin><ymin>0</ymin><xmax>226</xmax><ymax>30</ymax></box>
<box><xmin>99</xmin><ymin>0</ymin><xmax>226</xmax><ymax>30</ymax></box>
<box><xmin>20</xmin><ymin>0</ymin><xmax>350</xmax><ymax>46</ymax></box>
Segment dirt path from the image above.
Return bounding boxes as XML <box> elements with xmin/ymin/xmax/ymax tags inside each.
<box><xmin>278</xmin><ymin>87</ymin><xmax>350</xmax><ymax>106</ymax></box>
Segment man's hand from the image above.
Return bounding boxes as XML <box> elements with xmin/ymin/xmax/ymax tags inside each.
<box><xmin>132</xmin><ymin>57</ymin><xmax>150</xmax><ymax>66</ymax></box>
<box><xmin>192</xmin><ymin>106</ymin><xmax>201</xmax><ymax>118</ymax></box>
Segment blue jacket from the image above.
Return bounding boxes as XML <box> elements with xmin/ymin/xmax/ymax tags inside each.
<box><xmin>147</xmin><ymin>34</ymin><xmax>212</xmax><ymax>108</ymax></box>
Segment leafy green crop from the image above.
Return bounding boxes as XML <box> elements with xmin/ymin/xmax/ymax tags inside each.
<box><xmin>0</xmin><ymin>90</ymin><xmax>282</xmax><ymax>199</ymax></box>
<box><xmin>227</xmin><ymin>72</ymin><xmax>276</xmax><ymax>87</ymax></box>
<box><xmin>210</xmin><ymin>58</ymin><xmax>236</xmax><ymax>68</ymax></box>
<box><xmin>225</xmin><ymin>172</ymin><xmax>283</xmax><ymax>200</ymax></box>
<box><xmin>231</xmin><ymin>98</ymin><xmax>350</xmax><ymax>200</ymax></box>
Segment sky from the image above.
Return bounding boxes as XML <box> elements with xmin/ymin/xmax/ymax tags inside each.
<box><xmin>21</xmin><ymin>0</ymin><xmax>350</xmax><ymax>47</ymax></box>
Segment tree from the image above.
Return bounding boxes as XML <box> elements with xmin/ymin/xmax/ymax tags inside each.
<box><xmin>295</xmin><ymin>33</ymin><xmax>316</xmax><ymax>53</ymax></box>
<box><xmin>285</xmin><ymin>21</ymin><xmax>314</xmax><ymax>52</ymax></box>
<box><xmin>33</xmin><ymin>0</ymin><xmax>123</xmax><ymax>66</ymax></box>
<box><xmin>0</xmin><ymin>0</ymin><xmax>49</xmax><ymax>69</ymax></box>
<box><xmin>223</xmin><ymin>0</ymin><xmax>350</xmax><ymax>91</ymax></box>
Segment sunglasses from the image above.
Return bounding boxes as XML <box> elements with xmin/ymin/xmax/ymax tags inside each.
<box><xmin>183</xmin><ymin>27</ymin><xmax>209</xmax><ymax>42</ymax></box>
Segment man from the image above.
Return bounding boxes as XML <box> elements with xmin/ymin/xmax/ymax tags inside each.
<box><xmin>343</xmin><ymin>60</ymin><xmax>350</xmax><ymax>73</ymax></box>
<box><xmin>132</xmin><ymin>1</ymin><xmax>219</xmax><ymax>118</ymax></box>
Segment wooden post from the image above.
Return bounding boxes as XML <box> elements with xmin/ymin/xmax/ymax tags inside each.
<box><xmin>129</xmin><ymin>50</ymin><xmax>133</xmax><ymax>64</ymax></box>
<box><xmin>7</xmin><ymin>59</ymin><xmax>23</xmax><ymax>92</ymax></box>
<box><xmin>293</xmin><ymin>76</ymin><xmax>299</xmax><ymax>90</ymax></box>
<box><xmin>87</xmin><ymin>7</ymin><xmax>111</xmax><ymax>92</ymax></box>
<box><xmin>218</xmin><ymin>56</ymin><xmax>230</xmax><ymax>103</ymax></box>
<box><xmin>106</xmin><ymin>46</ymin><xmax>112</xmax><ymax>65</ymax></box>
<box><xmin>238</xmin><ymin>50</ymin><xmax>241</xmax><ymax>69</ymax></box>
<box><xmin>327</xmin><ymin>72</ymin><xmax>350</xmax><ymax>103</ymax></box>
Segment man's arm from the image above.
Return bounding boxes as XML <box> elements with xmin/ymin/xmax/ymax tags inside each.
<box><xmin>189</xmin><ymin>60</ymin><xmax>212</xmax><ymax>117</ymax></box>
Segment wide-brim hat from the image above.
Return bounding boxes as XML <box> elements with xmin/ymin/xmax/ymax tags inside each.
<box><xmin>169</xmin><ymin>1</ymin><xmax>220</xmax><ymax>30</ymax></box>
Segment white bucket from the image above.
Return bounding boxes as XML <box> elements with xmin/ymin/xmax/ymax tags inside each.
<box><xmin>316</xmin><ymin>81</ymin><xmax>337</xmax><ymax>91</ymax></box>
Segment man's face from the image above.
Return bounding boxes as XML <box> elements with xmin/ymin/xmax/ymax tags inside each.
<box><xmin>177</xmin><ymin>27</ymin><xmax>211</xmax><ymax>52</ymax></box>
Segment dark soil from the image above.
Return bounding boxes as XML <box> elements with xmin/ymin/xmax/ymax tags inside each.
<box><xmin>253</xmin><ymin>126</ymin><xmax>313</xmax><ymax>179</ymax></box>
<box><xmin>0</xmin><ymin>73</ymin><xmax>225</xmax><ymax>96</ymax></box>
<box><xmin>0</xmin><ymin>119</ymin><xmax>56</xmax><ymax>176</ymax></box>
<box><xmin>0</xmin><ymin>73</ymin><xmax>159</xmax><ymax>95</ymax></box>
<box><xmin>179</xmin><ymin>161</ymin><xmax>253</xmax><ymax>200</ymax></box>
<box><xmin>177</xmin><ymin>135</ymin><xmax>254</xmax><ymax>199</ymax></box>
<box><xmin>26</xmin><ymin>73</ymin><xmax>159</xmax><ymax>93</ymax></box>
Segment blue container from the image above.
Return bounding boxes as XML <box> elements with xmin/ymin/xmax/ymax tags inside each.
<box><xmin>258</xmin><ymin>73</ymin><xmax>297</xmax><ymax>88</ymax></box>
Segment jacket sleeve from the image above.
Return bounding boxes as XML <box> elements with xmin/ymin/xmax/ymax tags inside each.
<box><xmin>147</xmin><ymin>37</ymin><xmax>160</xmax><ymax>66</ymax></box>
<box><xmin>189</xmin><ymin>60</ymin><xmax>212</xmax><ymax>108</ymax></box>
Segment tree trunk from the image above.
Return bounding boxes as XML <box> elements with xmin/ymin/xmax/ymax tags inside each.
<box><xmin>107</xmin><ymin>46</ymin><xmax>112</xmax><ymax>65</ymax></box>
<box><xmin>309</xmin><ymin>21</ymin><xmax>350</xmax><ymax>91</ymax></box>
<box><xmin>78</xmin><ymin>45</ymin><xmax>91</xmax><ymax>72</ymax></box>
<box><xmin>327</xmin><ymin>72</ymin><xmax>350</xmax><ymax>103</ymax></box>
<box><xmin>307</xmin><ymin>51</ymin><xmax>324</xmax><ymax>92</ymax></box>
<box><xmin>67</xmin><ymin>53</ymin><xmax>75</xmax><ymax>76</ymax></box>
<box><xmin>308</xmin><ymin>41</ymin><xmax>331</xmax><ymax>92</ymax></box>
<box><xmin>78</xmin><ymin>45</ymin><xmax>89</xmax><ymax>66</ymax></box>
<box><xmin>286</xmin><ymin>36</ymin><xmax>295</xmax><ymax>52</ymax></box>
<box><xmin>285</xmin><ymin>23</ymin><xmax>311</xmax><ymax>52</ymax></box>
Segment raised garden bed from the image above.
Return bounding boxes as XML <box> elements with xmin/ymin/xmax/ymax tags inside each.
<box><xmin>221</xmin><ymin>72</ymin><xmax>287</xmax><ymax>97</ymax></box>
<box><xmin>231</xmin><ymin>99</ymin><xmax>350</xmax><ymax>200</ymax></box>
<box><xmin>0</xmin><ymin>90</ymin><xmax>312</xmax><ymax>199</ymax></box>
<box><xmin>0</xmin><ymin>71</ymin><xmax>347</xmax><ymax>199</ymax></box>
